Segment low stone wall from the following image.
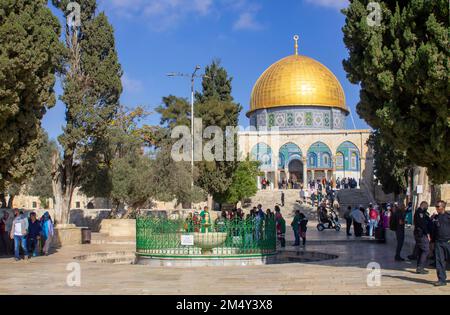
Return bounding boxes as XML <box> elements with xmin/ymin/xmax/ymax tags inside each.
<box><xmin>100</xmin><ymin>219</ymin><xmax>136</xmax><ymax>238</ymax></box>
<box><xmin>69</xmin><ymin>209</ymin><xmax>112</xmax><ymax>232</ymax></box>
<box><xmin>52</xmin><ymin>225</ymin><xmax>83</xmax><ymax>248</ymax></box>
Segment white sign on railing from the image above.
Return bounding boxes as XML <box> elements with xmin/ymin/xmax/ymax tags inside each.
<box><xmin>181</xmin><ymin>234</ymin><xmax>194</xmax><ymax>246</ymax></box>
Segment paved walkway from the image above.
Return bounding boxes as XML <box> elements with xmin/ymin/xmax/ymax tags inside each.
<box><xmin>0</xmin><ymin>222</ymin><xmax>449</xmax><ymax>295</ymax></box>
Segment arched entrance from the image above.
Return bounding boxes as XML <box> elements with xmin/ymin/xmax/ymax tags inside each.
<box><xmin>288</xmin><ymin>159</ymin><xmax>303</xmax><ymax>183</ymax></box>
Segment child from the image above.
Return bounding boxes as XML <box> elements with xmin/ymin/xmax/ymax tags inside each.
<box><xmin>299</xmin><ymin>213</ymin><xmax>308</xmax><ymax>246</ymax></box>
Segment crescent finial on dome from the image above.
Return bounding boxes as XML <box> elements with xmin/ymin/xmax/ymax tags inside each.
<box><xmin>293</xmin><ymin>35</ymin><xmax>299</xmax><ymax>55</ymax></box>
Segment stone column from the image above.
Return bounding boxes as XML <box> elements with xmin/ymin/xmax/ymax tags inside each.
<box><xmin>312</xmin><ymin>170</ymin><xmax>315</xmax><ymax>181</ymax></box>
<box><xmin>274</xmin><ymin>170</ymin><xmax>279</xmax><ymax>190</ymax></box>
<box><xmin>302</xmin><ymin>157</ymin><xmax>307</xmax><ymax>186</ymax></box>
<box><xmin>332</xmin><ymin>157</ymin><xmax>337</xmax><ymax>188</ymax></box>
<box><xmin>325</xmin><ymin>170</ymin><xmax>328</xmax><ymax>180</ymax></box>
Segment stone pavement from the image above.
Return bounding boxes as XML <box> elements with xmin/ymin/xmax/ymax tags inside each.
<box><xmin>0</xmin><ymin>222</ymin><xmax>449</xmax><ymax>295</ymax></box>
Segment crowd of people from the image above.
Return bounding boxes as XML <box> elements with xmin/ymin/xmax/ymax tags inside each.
<box><xmin>183</xmin><ymin>204</ymin><xmax>309</xmax><ymax>249</ymax></box>
<box><xmin>339</xmin><ymin>200</ymin><xmax>449</xmax><ymax>286</ymax></box>
<box><xmin>0</xmin><ymin>208</ymin><xmax>54</xmax><ymax>261</ymax></box>
<box><xmin>267</xmin><ymin>176</ymin><xmax>361</xmax><ymax>191</ymax></box>
<box><xmin>335</xmin><ymin>177</ymin><xmax>359</xmax><ymax>189</ymax></box>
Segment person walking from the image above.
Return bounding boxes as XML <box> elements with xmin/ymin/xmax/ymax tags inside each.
<box><xmin>351</xmin><ymin>206</ymin><xmax>365</xmax><ymax>237</ymax></box>
<box><xmin>291</xmin><ymin>210</ymin><xmax>301</xmax><ymax>246</ymax></box>
<box><xmin>281</xmin><ymin>192</ymin><xmax>285</xmax><ymax>207</ymax></box>
<box><xmin>27</xmin><ymin>212</ymin><xmax>42</xmax><ymax>257</ymax></box>
<box><xmin>391</xmin><ymin>204</ymin><xmax>406</xmax><ymax>261</ymax></box>
<box><xmin>275</xmin><ymin>206</ymin><xmax>286</xmax><ymax>247</ymax></box>
<box><xmin>368</xmin><ymin>205</ymin><xmax>379</xmax><ymax>238</ymax></box>
<box><xmin>413</xmin><ymin>201</ymin><xmax>431</xmax><ymax>274</ymax></box>
<box><xmin>10</xmin><ymin>209</ymin><xmax>29</xmax><ymax>261</ymax></box>
<box><xmin>41</xmin><ymin>211</ymin><xmax>54</xmax><ymax>256</ymax></box>
<box><xmin>431</xmin><ymin>200</ymin><xmax>450</xmax><ymax>286</ymax></box>
<box><xmin>344</xmin><ymin>206</ymin><xmax>353</xmax><ymax>236</ymax></box>
<box><xmin>298</xmin><ymin>213</ymin><xmax>308</xmax><ymax>246</ymax></box>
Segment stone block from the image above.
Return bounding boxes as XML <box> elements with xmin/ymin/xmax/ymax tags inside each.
<box><xmin>52</xmin><ymin>224</ymin><xmax>82</xmax><ymax>248</ymax></box>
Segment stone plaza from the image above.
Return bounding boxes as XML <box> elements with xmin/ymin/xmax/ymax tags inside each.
<box><xmin>1</xmin><ymin>221</ymin><xmax>449</xmax><ymax>295</ymax></box>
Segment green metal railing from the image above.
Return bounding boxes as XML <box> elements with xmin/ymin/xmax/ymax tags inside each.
<box><xmin>136</xmin><ymin>215</ymin><xmax>276</xmax><ymax>258</ymax></box>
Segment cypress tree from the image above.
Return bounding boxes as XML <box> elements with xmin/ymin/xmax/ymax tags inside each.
<box><xmin>52</xmin><ymin>0</ymin><xmax>122</xmax><ymax>224</ymax></box>
<box><xmin>342</xmin><ymin>0</ymin><xmax>450</xmax><ymax>183</ymax></box>
<box><xmin>0</xmin><ymin>0</ymin><xmax>63</xmax><ymax>192</ymax></box>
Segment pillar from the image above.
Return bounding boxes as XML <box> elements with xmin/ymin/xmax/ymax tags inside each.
<box><xmin>274</xmin><ymin>170</ymin><xmax>279</xmax><ymax>190</ymax></box>
<box><xmin>332</xmin><ymin>157</ymin><xmax>337</xmax><ymax>188</ymax></box>
<box><xmin>312</xmin><ymin>170</ymin><xmax>315</xmax><ymax>181</ymax></box>
<box><xmin>325</xmin><ymin>170</ymin><xmax>328</xmax><ymax>180</ymax></box>
<box><xmin>302</xmin><ymin>158</ymin><xmax>307</xmax><ymax>186</ymax></box>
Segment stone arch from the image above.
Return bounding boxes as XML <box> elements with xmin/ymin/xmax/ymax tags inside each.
<box><xmin>278</xmin><ymin>142</ymin><xmax>302</xmax><ymax>169</ymax></box>
<box><xmin>307</xmin><ymin>141</ymin><xmax>332</xmax><ymax>169</ymax></box>
<box><xmin>336</xmin><ymin>141</ymin><xmax>360</xmax><ymax>171</ymax></box>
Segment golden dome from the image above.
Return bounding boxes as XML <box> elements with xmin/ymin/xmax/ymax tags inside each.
<box><xmin>248</xmin><ymin>54</ymin><xmax>347</xmax><ymax>116</ymax></box>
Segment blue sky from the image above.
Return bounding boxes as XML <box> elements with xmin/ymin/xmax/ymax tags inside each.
<box><xmin>43</xmin><ymin>0</ymin><xmax>369</xmax><ymax>140</ymax></box>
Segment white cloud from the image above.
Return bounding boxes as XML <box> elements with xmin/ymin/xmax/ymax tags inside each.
<box><xmin>122</xmin><ymin>74</ymin><xmax>144</xmax><ymax>94</ymax></box>
<box><xmin>233</xmin><ymin>12</ymin><xmax>262</xmax><ymax>31</ymax></box>
<box><xmin>102</xmin><ymin>0</ymin><xmax>214</xmax><ymax>31</ymax></box>
<box><xmin>304</xmin><ymin>0</ymin><xmax>349</xmax><ymax>10</ymax></box>
<box><xmin>101</xmin><ymin>0</ymin><xmax>263</xmax><ymax>32</ymax></box>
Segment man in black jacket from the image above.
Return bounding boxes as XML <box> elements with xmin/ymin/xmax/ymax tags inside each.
<box><xmin>413</xmin><ymin>202</ymin><xmax>431</xmax><ymax>274</ymax></box>
<box><xmin>431</xmin><ymin>200</ymin><xmax>450</xmax><ymax>287</ymax></box>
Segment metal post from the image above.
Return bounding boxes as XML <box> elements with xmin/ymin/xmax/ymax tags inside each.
<box><xmin>167</xmin><ymin>66</ymin><xmax>203</xmax><ymax>207</ymax></box>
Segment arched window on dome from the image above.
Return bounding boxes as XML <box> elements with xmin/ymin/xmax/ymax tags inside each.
<box><xmin>308</xmin><ymin>153</ymin><xmax>317</xmax><ymax>168</ymax></box>
<box><xmin>351</xmin><ymin>152</ymin><xmax>358</xmax><ymax>170</ymax></box>
<box><xmin>307</xmin><ymin>142</ymin><xmax>332</xmax><ymax>169</ymax></box>
<box><xmin>322</xmin><ymin>153</ymin><xmax>331</xmax><ymax>168</ymax></box>
<box><xmin>336</xmin><ymin>141</ymin><xmax>360</xmax><ymax>171</ymax></box>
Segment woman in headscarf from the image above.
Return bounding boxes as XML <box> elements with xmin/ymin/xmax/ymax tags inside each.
<box><xmin>40</xmin><ymin>212</ymin><xmax>54</xmax><ymax>256</ymax></box>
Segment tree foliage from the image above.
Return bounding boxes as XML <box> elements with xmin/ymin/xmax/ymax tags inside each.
<box><xmin>0</xmin><ymin>0</ymin><xmax>63</xmax><ymax>191</ymax></box>
<box><xmin>27</xmin><ymin>132</ymin><xmax>57</xmax><ymax>199</ymax></box>
<box><xmin>342</xmin><ymin>0</ymin><xmax>450</xmax><ymax>183</ymax></box>
<box><xmin>217</xmin><ymin>158</ymin><xmax>261</xmax><ymax>205</ymax></box>
<box><xmin>194</xmin><ymin>60</ymin><xmax>242</xmax><ymax>201</ymax></box>
<box><xmin>368</xmin><ymin>131</ymin><xmax>409</xmax><ymax>196</ymax></box>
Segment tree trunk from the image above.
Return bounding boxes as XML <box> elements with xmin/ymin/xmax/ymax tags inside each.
<box><xmin>7</xmin><ymin>195</ymin><xmax>14</xmax><ymax>209</ymax></box>
<box><xmin>52</xmin><ymin>151</ymin><xmax>76</xmax><ymax>226</ymax></box>
<box><xmin>0</xmin><ymin>193</ymin><xmax>6</xmax><ymax>208</ymax></box>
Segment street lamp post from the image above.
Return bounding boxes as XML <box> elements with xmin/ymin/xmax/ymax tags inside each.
<box><xmin>167</xmin><ymin>65</ymin><xmax>203</xmax><ymax>191</ymax></box>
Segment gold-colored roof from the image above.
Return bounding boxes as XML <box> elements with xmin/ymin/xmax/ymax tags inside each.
<box><xmin>248</xmin><ymin>54</ymin><xmax>348</xmax><ymax>116</ymax></box>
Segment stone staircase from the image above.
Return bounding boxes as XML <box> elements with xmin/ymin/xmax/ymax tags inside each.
<box><xmin>336</xmin><ymin>189</ymin><xmax>371</xmax><ymax>216</ymax></box>
<box><xmin>243</xmin><ymin>189</ymin><xmax>317</xmax><ymax>220</ymax></box>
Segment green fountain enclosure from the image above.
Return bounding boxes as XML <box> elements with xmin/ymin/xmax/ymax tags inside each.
<box><xmin>136</xmin><ymin>215</ymin><xmax>277</xmax><ymax>260</ymax></box>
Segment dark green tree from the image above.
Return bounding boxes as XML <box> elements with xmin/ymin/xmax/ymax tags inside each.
<box><xmin>218</xmin><ymin>157</ymin><xmax>261</xmax><ymax>206</ymax></box>
<box><xmin>156</xmin><ymin>95</ymin><xmax>191</xmax><ymax>129</ymax></box>
<box><xmin>342</xmin><ymin>0</ymin><xmax>450</xmax><ymax>183</ymax></box>
<box><xmin>52</xmin><ymin>0</ymin><xmax>123</xmax><ymax>224</ymax></box>
<box><xmin>368</xmin><ymin>131</ymin><xmax>410</xmax><ymax>197</ymax></box>
<box><xmin>194</xmin><ymin>60</ymin><xmax>242</xmax><ymax>202</ymax></box>
<box><xmin>0</xmin><ymin>0</ymin><xmax>63</xmax><ymax>192</ymax></box>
